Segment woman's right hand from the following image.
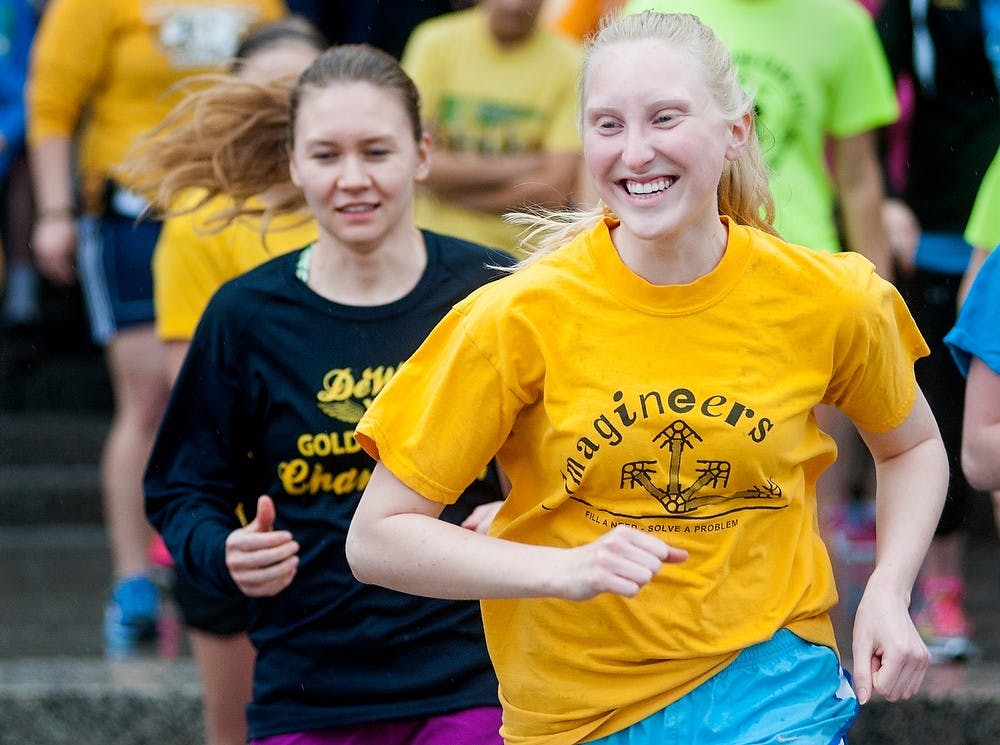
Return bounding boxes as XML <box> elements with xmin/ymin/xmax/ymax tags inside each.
<box><xmin>225</xmin><ymin>495</ymin><xmax>300</xmax><ymax>597</ymax></box>
<box><xmin>32</xmin><ymin>214</ymin><xmax>78</xmax><ymax>285</ymax></box>
<box><xmin>881</xmin><ymin>198</ymin><xmax>921</xmax><ymax>277</ymax></box>
<box><xmin>554</xmin><ymin>525</ymin><xmax>688</xmax><ymax>601</ymax></box>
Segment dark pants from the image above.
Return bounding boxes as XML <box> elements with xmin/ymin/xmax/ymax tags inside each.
<box><xmin>897</xmin><ymin>267</ymin><xmax>977</xmax><ymax>536</ymax></box>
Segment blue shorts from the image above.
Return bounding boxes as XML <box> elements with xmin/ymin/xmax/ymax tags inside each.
<box><xmin>590</xmin><ymin>630</ymin><xmax>858</xmax><ymax>745</ymax></box>
<box><xmin>77</xmin><ymin>211</ymin><xmax>160</xmax><ymax>345</ymax></box>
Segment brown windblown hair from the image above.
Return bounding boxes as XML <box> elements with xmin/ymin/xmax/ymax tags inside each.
<box><xmin>118</xmin><ymin>44</ymin><xmax>423</xmax><ymax>232</ymax></box>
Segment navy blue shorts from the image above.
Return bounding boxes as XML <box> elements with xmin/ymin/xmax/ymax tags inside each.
<box><xmin>77</xmin><ymin>212</ymin><xmax>160</xmax><ymax>345</ymax></box>
<box><xmin>171</xmin><ymin>567</ymin><xmax>249</xmax><ymax>636</ymax></box>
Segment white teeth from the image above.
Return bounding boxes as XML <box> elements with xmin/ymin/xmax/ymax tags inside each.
<box><xmin>340</xmin><ymin>204</ymin><xmax>374</xmax><ymax>212</ymax></box>
<box><xmin>625</xmin><ymin>178</ymin><xmax>673</xmax><ymax>195</ymax></box>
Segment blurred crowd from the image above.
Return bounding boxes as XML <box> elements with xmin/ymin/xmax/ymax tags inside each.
<box><xmin>1</xmin><ymin>1</ymin><xmax>998</xmax><ymax>744</ymax></box>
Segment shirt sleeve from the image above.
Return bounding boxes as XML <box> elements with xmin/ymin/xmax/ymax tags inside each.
<box><xmin>824</xmin><ymin>256</ymin><xmax>929</xmax><ymax>431</ymax></box>
<box><xmin>827</xmin><ymin>3</ymin><xmax>900</xmax><ymax>138</ymax></box>
<box><xmin>357</xmin><ymin>288</ymin><xmax>533</xmax><ymax>504</ymax></box>
<box><xmin>153</xmin><ymin>208</ymin><xmax>236</xmax><ymax>341</ymax></box>
<box><xmin>27</xmin><ymin>0</ymin><xmax>115</xmax><ymax>143</ymax></box>
<box><xmin>964</xmin><ymin>147</ymin><xmax>1000</xmax><ymax>251</ymax></box>
<box><xmin>945</xmin><ymin>250</ymin><xmax>1000</xmax><ymax>376</ymax></box>
<box><xmin>144</xmin><ymin>290</ymin><xmax>257</xmax><ymax>597</ymax></box>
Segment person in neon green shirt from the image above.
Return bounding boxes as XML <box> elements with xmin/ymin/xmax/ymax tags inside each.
<box><xmin>623</xmin><ymin>0</ymin><xmax>900</xmax><ymax>609</ymax></box>
<box><xmin>346</xmin><ymin>12</ymin><xmax>945</xmax><ymax>745</ymax></box>
<box><xmin>624</xmin><ymin>0</ymin><xmax>898</xmax><ymax>275</ymax></box>
<box><xmin>955</xmin><ymin>145</ymin><xmax>1000</xmax><ymax>548</ymax></box>
<box><xmin>961</xmin><ymin>146</ymin><xmax>1000</xmax><ymax>302</ymax></box>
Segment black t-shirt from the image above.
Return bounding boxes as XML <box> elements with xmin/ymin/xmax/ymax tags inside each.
<box><xmin>145</xmin><ymin>231</ymin><xmax>513</xmax><ymax>739</ymax></box>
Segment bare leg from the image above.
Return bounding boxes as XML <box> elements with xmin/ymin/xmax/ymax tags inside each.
<box><xmin>189</xmin><ymin>630</ymin><xmax>255</xmax><ymax>745</ymax></box>
<box><xmin>921</xmin><ymin>532</ymin><xmax>964</xmax><ymax>580</ymax></box>
<box><xmin>102</xmin><ymin>324</ymin><xmax>169</xmax><ymax>577</ymax></box>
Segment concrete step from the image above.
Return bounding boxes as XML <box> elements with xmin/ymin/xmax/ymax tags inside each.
<box><xmin>0</xmin><ymin>657</ymin><xmax>998</xmax><ymax>744</ymax></box>
<box><xmin>0</xmin><ymin>658</ymin><xmax>202</xmax><ymax>745</ymax></box>
<box><xmin>0</xmin><ymin>412</ymin><xmax>108</xmax><ymax>525</ymax></box>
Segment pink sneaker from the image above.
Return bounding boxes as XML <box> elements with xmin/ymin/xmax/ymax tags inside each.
<box><xmin>914</xmin><ymin>576</ymin><xmax>980</xmax><ymax>662</ymax></box>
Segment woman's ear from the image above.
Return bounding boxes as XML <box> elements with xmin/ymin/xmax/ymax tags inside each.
<box><xmin>725</xmin><ymin>110</ymin><xmax>753</xmax><ymax>161</ymax></box>
<box><xmin>414</xmin><ymin>132</ymin><xmax>432</xmax><ymax>182</ymax></box>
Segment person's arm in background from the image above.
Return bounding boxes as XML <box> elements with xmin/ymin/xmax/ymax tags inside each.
<box><xmin>27</xmin><ymin>0</ymin><xmax>115</xmax><ymax>284</ymax></box>
<box><xmin>957</xmin><ymin>247</ymin><xmax>990</xmax><ymax>308</ymax></box>
<box><xmin>833</xmin><ymin>130</ymin><xmax>894</xmax><ymax>280</ymax></box>
<box><xmin>874</xmin><ymin>0</ymin><xmax>921</xmax><ymax>276</ymax></box>
<box><xmin>403</xmin><ymin>15</ymin><xmax>583</xmax><ymax>215</ymax></box>
<box><xmin>422</xmin><ymin>145</ymin><xmax>580</xmax><ymax>213</ymax></box>
<box><xmin>958</xmin><ymin>148</ymin><xmax>1000</xmax><ymax>305</ymax></box>
<box><xmin>828</xmin><ymin>2</ymin><xmax>902</xmax><ymax>281</ymax></box>
<box><xmin>962</xmin><ymin>357</ymin><xmax>1000</xmax><ymax>490</ymax></box>
<box><xmin>28</xmin><ymin>137</ymin><xmax>77</xmax><ymax>283</ymax></box>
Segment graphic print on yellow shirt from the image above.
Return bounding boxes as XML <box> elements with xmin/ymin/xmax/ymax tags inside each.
<box><xmin>149</xmin><ymin>2</ymin><xmax>264</xmax><ymax>67</ymax></box>
<box><xmin>357</xmin><ymin>218</ymin><xmax>929</xmax><ymax>744</ymax></box>
<box><xmin>560</xmin><ymin>387</ymin><xmax>782</xmax><ymax>526</ymax></box>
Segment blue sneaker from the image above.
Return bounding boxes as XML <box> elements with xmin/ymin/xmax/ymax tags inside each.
<box><xmin>104</xmin><ymin>574</ymin><xmax>160</xmax><ymax>657</ymax></box>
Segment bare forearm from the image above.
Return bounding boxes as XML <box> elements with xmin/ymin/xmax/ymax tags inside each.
<box><xmin>957</xmin><ymin>247</ymin><xmax>989</xmax><ymax>309</ymax></box>
<box><xmin>869</xmin><ymin>437</ymin><xmax>948</xmax><ymax>599</ymax></box>
<box><xmin>452</xmin><ymin>176</ymin><xmax>574</xmax><ymax>212</ymax></box>
<box><xmin>424</xmin><ymin>149</ymin><xmax>542</xmax><ymax>195</ymax></box>
<box><xmin>963</xmin><ymin>424</ymin><xmax>1000</xmax><ymax>490</ymax></box>
<box><xmin>348</xmin><ymin>509</ymin><xmax>566</xmax><ymax>600</ymax></box>
<box><xmin>29</xmin><ymin>137</ymin><xmax>75</xmax><ymax>213</ymax></box>
<box><xmin>962</xmin><ymin>360</ymin><xmax>1000</xmax><ymax>490</ymax></box>
<box><xmin>347</xmin><ymin>463</ymin><xmax>683</xmax><ymax>601</ymax></box>
<box><xmin>164</xmin><ymin>340</ymin><xmax>191</xmax><ymax>388</ymax></box>
<box><xmin>426</xmin><ymin>151</ymin><xmax>579</xmax><ymax>214</ymax></box>
<box><xmin>834</xmin><ymin>133</ymin><xmax>893</xmax><ymax>280</ymax></box>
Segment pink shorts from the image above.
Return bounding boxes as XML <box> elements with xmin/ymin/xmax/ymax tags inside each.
<box><xmin>251</xmin><ymin>706</ymin><xmax>503</xmax><ymax>745</ymax></box>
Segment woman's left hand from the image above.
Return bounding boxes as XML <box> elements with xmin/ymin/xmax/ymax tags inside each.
<box><xmin>851</xmin><ymin>569</ymin><xmax>930</xmax><ymax>705</ymax></box>
<box><xmin>461</xmin><ymin>501</ymin><xmax>503</xmax><ymax>534</ymax></box>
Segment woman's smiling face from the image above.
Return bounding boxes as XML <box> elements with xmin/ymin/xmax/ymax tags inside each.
<box><xmin>288</xmin><ymin>81</ymin><xmax>429</xmax><ymax>255</ymax></box>
<box><xmin>582</xmin><ymin>37</ymin><xmax>748</xmax><ymax>246</ymax></box>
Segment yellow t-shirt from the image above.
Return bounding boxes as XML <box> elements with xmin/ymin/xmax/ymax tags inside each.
<box><xmin>28</xmin><ymin>0</ymin><xmax>285</xmax><ymax>201</ymax></box>
<box><xmin>357</xmin><ymin>218</ymin><xmax>928</xmax><ymax>744</ymax></box>
<box><xmin>154</xmin><ymin>195</ymin><xmax>316</xmax><ymax>340</ymax></box>
<box><xmin>402</xmin><ymin>8</ymin><xmax>582</xmax><ymax>253</ymax></box>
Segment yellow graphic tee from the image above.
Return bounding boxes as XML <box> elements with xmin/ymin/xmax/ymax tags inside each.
<box><xmin>402</xmin><ymin>7</ymin><xmax>582</xmax><ymax>253</ymax></box>
<box><xmin>357</xmin><ymin>218</ymin><xmax>928</xmax><ymax>744</ymax></box>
